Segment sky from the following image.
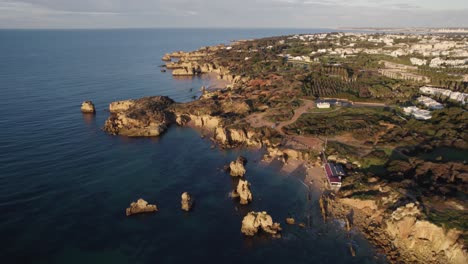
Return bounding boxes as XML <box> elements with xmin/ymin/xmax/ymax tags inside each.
<box><xmin>0</xmin><ymin>0</ymin><xmax>467</xmax><ymax>29</ymax></box>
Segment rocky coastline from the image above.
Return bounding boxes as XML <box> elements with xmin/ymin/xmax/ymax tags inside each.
<box><xmin>101</xmin><ymin>43</ymin><xmax>467</xmax><ymax>263</ymax></box>
<box><xmin>322</xmin><ymin>193</ymin><xmax>467</xmax><ymax>264</ymax></box>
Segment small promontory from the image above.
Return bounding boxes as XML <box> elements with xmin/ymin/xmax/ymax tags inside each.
<box><xmin>104</xmin><ymin>96</ymin><xmax>175</xmax><ymax>137</ymax></box>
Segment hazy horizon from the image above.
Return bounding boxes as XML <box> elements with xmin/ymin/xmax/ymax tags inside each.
<box><xmin>0</xmin><ymin>0</ymin><xmax>467</xmax><ymax>29</ymax></box>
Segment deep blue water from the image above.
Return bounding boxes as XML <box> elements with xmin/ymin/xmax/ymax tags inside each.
<box><xmin>0</xmin><ymin>28</ymin><xmax>385</xmax><ymax>264</ymax></box>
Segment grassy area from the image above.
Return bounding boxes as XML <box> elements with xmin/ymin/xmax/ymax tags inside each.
<box><xmin>418</xmin><ymin>147</ymin><xmax>468</xmax><ymax>162</ymax></box>
<box><xmin>284</xmin><ymin>107</ymin><xmax>398</xmax><ymax>139</ymax></box>
<box><xmin>350</xmin><ymin>190</ymin><xmax>381</xmax><ymax>200</ymax></box>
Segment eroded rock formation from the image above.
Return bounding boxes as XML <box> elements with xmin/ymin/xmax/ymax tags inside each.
<box><xmin>330</xmin><ymin>198</ymin><xmax>468</xmax><ymax>264</ymax></box>
<box><xmin>81</xmin><ymin>101</ymin><xmax>96</xmax><ymax>113</ymax></box>
<box><xmin>181</xmin><ymin>192</ymin><xmax>193</xmax><ymax>211</ymax></box>
<box><xmin>126</xmin><ymin>198</ymin><xmax>158</xmax><ymax>216</ymax></box>
<box><xmin>236</xmin><ymin>179</ymin><xmax>252</xmax><ymax>205</ymax></box>
<box><xmin>241</xmin><ymin>211</ymin><xmax>282</xmax><ymax>237</ymax></box>
<box><xmin>104</xmin><ymin>96</ymin><xmax>175</xmax><ymax>137</ymax></box>
<box><xmin>229</xmin><ymin>156</ymin><xmax>247</xmax><ymax>177</ymax></box>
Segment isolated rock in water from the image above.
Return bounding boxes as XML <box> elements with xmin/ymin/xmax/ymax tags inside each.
<box><xmin>229</xmin><ymin>156</ymin><xmax>247</xmax><ymax>177</ymax></box>
<box><xmin>126</xmin><ymin>198</ymin><xmax>158</xmax><ymax>216</ymax></box>
<box><xmin>181</xmin><ymin>192</ymin><xmax>193</xmax><ymax>211</ymax></box>
<box><xmin>241</xmin><ymin>211</ymin><xmax>282</xmax><ymax>236</ymax></box>
<box><xmin>236</xmin><ymin>179</ymin><xmax>253</xmax><ymax>205</ymax></box>
<box><xmin>286</xmin><ymin>218</ymin><xmax>295</xmax><ymax>225</ymax></box>
<box><xmin>81</xmin><ymin>101</ymin><xmax>96</xmax><ymax>113</ymax></box>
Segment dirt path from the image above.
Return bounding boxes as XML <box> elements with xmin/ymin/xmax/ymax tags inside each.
<box><xmin>245</xmin><ymin>99</ymin><xmax>324</xmax><ymax>150</ymax></box>
<box><xmin>275</xmin><ymin>99</ymin><xmax>316</xmax><ymax>135</ymax></box>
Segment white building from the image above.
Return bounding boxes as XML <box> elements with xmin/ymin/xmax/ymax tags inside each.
<box><xmin>420</xmin><ymin>86</ymin><xmax>468</xmax><ymax>105</ymax></box>
<box><xmin>403</xmin><ymin>106</ymin><xmax>432</xmax><ymax>120</ymax></box>
<box><xmin>430</xmin><ymin>57</ymin><xmax>468</xmax><ymax>68</ymax></box>
<box><xmin>417</xmin><ymin>96</ymin><xmax>444</xmax><ymax>110</ymax></box>
<box><xmin>317</xmin><ymin>102</ymin><xmax>331</xmax><ymax>109</ymax></box>
<box><xmin>410</xmin><ymin>58</ymin><xmax>427</xmax><ymax>66</ymax></box>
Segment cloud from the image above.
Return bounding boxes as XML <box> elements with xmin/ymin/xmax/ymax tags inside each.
<box><xmin>0</xmin><ymin>0</ymin><xmax>467</xmax><ymax>28</ymax></box>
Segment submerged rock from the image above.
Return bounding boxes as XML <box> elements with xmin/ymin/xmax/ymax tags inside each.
<box><xmin>126</xmin><ymin>198</ymin><xmax>158</xmax><ymax>216</ymax></box>
<box><xmin>241</xmin><ymin>211</ymin><xmax>282</xmax><ymax>237</ymax></box>
<box><xmin>181</xmin><ymin>192</ymin><xmax>193</xmax><ymax>211</ymax></box>
<box><xmin>229</xmin><ymin>156</ymin><xmax>247</xmax><ymax>177</ymax></box>
<box><xmin>236</xmin><ymin>179</ymin><xmax>253</xmax><ymax>205</ymax></box>
<box><xmin>81</xmin><ymin>101</ymin><xmax>96</xmax><ymax>113</ymax></box>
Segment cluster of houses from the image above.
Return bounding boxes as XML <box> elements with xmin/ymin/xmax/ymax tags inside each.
<box><xmin>282</xmin><ymin>33</ymin><xmax>467</xmax><ymax>68</ymax></box>
<box><xmin>420</xmin><ymin>86</ymin><xmax>468</xmax><ymax>105</ymax></box>
<box><xmin>402</xmin><ymin>85</ymin><xmax>467</xmax><ymax>120</ymax></box>
<box><xmin>416</xmin><ymin>96</ymin><xmax>444</xmax><ymax>109</ymax></box>
<box><xmin>403</xmin><ymin>106</ymin><xmax>432</xmax><ymax>120</ymax></box>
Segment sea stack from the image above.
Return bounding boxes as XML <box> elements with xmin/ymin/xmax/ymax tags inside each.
<box><xmin>126</xmin><ymin>198</ymin><xmax>158</xmax><ymax>216</ymax></box>
<box><xmin>241</xmin><ymin>211</ymin><xmax>282</xmax><ymax>237</ymax></box>
<box><xmin>229</xmin><ymin>156</ymin><xmax>247</xmax><ymax>177</ymax></box>
<box><xmin>236</xmin><ymin>179</ymin><xmax>252</xmax><ymax>205</ymax></box>
<box><xmin>81</xmin><ymin>100</ymin><xmax>96</xmax><ymax>113</ymax></box>
<box><xmin>181</xmin><ymin>192</ymin><xmax>193</xmax><ymax>211</ymax></box>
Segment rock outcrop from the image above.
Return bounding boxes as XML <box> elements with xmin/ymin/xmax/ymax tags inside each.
<box><xmin>162</xmin><ymin>54</ymin><xmax>171</xmax><ymax>61</ymax></box>
<box><xmin>286</xmin><ymin>218</ymin><xmax>295</xmax><ymax>225</ymax></box>
<box><xmin>104</xmin><ymin>96</ymin><xmax>175</xmax><ymax>137</ymax></box>
<box><xmin>241</xmin><ymin>211</ymin><xmax>282</xmax><ymax>237</ymax></box>
<box><xmin>385</xmin><ymin>203</ymin><xmax>467</xmax><ymax>264</ymax></box>
<box><xmin>181</xmin><ymin>192</ymin><xmax>193</xmax><ymax>211</ymax></box>
<box><xmin>126</xmin><ymin>198</ymin><xmax>158</xmax><ymax>216</ymax></box>
<box><xmin>236</xmin><ymin>179</ymin><xmax>252</xmax><ymax>205</ymax></box>
<box><xmin>81</xmin><ymin>101</ymin><xmax>96</xmax><ymax>113</ymax></box>
<box><xmin>229</xmin><ymin>156</ymin><xmax>247</xmax><ymax>177</ymax></box>
<box><xmin>331</xmin><ymin>197</ymin><xmax>468</xmax><ymax>264</ymax></box>
<box><xmin>214</xmin><ymin>127</ymin><xmax>263</xmax><ymax>148</ymax></box>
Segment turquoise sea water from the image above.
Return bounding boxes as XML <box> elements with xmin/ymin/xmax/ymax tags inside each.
<box><xmin>0</xmin><ymin>28</ymin><xmax>386</xmax><ymax>264</ymax></box>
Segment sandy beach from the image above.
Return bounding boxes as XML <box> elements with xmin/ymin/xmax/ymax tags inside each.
<box><xmin>204</xmin><ymin>72</ymin><xmax>231</xmax><ymax>90</ymax></box>
<box><xmin>262</xmin><ymin>156</ymin><xmax>328</xmax><ymax>194</ymax></box>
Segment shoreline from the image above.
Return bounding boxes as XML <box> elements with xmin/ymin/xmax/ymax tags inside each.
<box><xmin>205</xmin><ymin>72</ymin><xmax>231</xmax><ymax>91</ymax></box>
<box><xmin>102</xmin><ymin>37</ymin><xmax>467</xmax><ymax>264</ymax></box>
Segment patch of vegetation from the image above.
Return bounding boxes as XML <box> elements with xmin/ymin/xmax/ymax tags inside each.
<box><xmin>350</xmin><ymin>190</ymin><xmax>381</xmax><ymax>200</ymax></box>
<box><xmin>427</xmin><ymin>209</ymin><xmax>468</xmax><ymax>245</ymax></box>
<box><xmin>284</xmin><ymin>107</ymin><xmax>398</xmax><ymax>139</ymax></box>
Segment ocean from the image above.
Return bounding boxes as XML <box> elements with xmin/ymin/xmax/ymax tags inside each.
<box><xmin>0</xmin><ymin>28</ymin><xmax>386</xmax><ymax>264</ymax></box>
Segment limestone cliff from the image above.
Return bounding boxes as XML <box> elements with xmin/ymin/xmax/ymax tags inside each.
<box><xmin>330</xmin><ymin>197</ymin><xmax>467</xmax><ymax>264</ymax></box>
